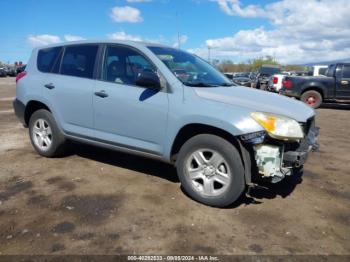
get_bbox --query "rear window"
[319,68,327,76]
[61,45,98,79]
[37,47,62,73]
[325,65,335,77]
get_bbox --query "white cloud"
[110,6,143,23]
[64,35,85,42]
[107,31,142,41]
[198,0,350,64]
[27,34,85,47]
[107,31,167,44]
[173,35,188,48]
[27,34,61,47]
[213,0,265,17]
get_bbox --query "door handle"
[94,90,109,98]
[341,80,349,85]
[44,83,55,89]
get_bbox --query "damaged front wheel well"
[171,124,252,184]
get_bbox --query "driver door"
[93,45,169,155]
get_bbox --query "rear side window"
[61,45,98,79]
[37,47,62,73]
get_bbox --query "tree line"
[211,56,306,72]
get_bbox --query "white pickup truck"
[268,73,287,92]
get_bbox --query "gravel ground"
[0,77,349,255]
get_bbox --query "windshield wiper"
[219,83,234,86]
[183,82,219,87]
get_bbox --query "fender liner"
[238,140,254,185]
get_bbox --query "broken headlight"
[251,112,304,141]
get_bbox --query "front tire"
[176,134,245,207]
[29,109,67,157]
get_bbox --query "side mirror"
[135,71,161,89]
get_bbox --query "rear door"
[92,44,169,155]
[43,44,99,137]
[336,64,350,99]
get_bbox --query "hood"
[194,86,314,122]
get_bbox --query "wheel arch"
[170,123,253,185]
[24,100,51,126]
[170,123,241,162]
[301,86,324,99]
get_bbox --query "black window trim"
[50,47,64,74]
[97,43,170,92]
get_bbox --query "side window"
[342,65,350,78]
[61,45,98,79]
[37,47,62,73]
[103,45,156,85]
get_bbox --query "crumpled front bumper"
[283,126,319,168]
[240,118,320,183]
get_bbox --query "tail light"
[282,79,293,89]
[272,76,278,84]
[16,71,27,82]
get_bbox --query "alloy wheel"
[186,149,231,197]
[32,119,53,151]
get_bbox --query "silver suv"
[13,40,319,207]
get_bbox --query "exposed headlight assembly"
[251,112,304,141]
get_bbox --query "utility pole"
[176,11,180,49]
[208,46,211,64]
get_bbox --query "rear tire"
[301,90,322,108]
[176,134,245,207]
[28,109,67,157]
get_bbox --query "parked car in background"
[233,72,250,78]
[231,76,252,87]
[254,64,281,90]
[16,65,26,74]
[280,63,350,108]
[268,73,287,92]
[0,66,7,77]
[14,40,319,207]
[224,72,234,80]
[7,66,17,77]
[249,72,257,80]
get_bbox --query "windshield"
[148,46,233,87]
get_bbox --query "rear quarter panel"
[16,49,46,106]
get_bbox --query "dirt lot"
[0,77,349,255]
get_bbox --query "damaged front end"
[240,117,319,183]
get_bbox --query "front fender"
[164,102,263,160]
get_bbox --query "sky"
[0,0,349,65]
